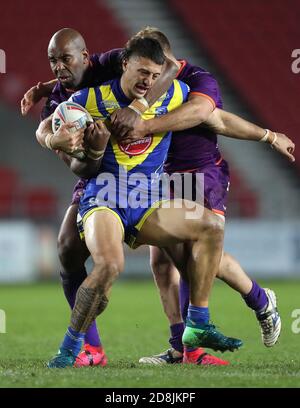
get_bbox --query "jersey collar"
[176,60,187,78]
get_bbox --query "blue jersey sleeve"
[179,80,190,102]
[69,88,89,108]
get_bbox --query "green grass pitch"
[0,279,299,388]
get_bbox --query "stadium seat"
[0,166,20,217]
[22,187,57,220]
[171,0,300,169]
[227,170,259,218]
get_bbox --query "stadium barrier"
[0,220,299,282]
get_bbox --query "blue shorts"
[77,175,165,248]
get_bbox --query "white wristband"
[86,147,106,160]
[45,133,54,150]
[271,132,277,146]
[260,129,270,143]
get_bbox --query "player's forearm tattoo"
[70,286,109,333]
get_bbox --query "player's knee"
[60,269,87,286]
[202,213,224,244]
[150,251,174,284]
[150,256,169,275]
[92,254,124,286]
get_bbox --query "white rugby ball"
[52,101,93,159]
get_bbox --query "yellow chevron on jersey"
[70,78,189,172]
[84,86,119,119]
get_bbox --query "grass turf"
[0,280,299,388]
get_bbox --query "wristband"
[137,97,149,109]
[128,104,142,116]
[128,97,149,115]
[86,147,106,160]
[271,132,277,146]
[260,129,270,143]
[45,133,54,150]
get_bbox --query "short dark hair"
[123,37,165,65]
[133,26,171,52]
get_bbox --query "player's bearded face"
[48,46,89,90]
[121,56,162,99]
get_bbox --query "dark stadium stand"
[171,0,300,169]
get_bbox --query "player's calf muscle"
[71,285,108,333]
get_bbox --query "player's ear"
[82,49,89,64]
[122,58,128,73]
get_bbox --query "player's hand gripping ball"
[52,101,93,159]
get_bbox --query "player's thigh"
[58,204,89,258]
[58,204,79,242]
[84,209,124,270]
[137,199,222,247]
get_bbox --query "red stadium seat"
[227,170,259,218]
[22,187,57,219]
[171,0,300,170]
[0,166,20,217]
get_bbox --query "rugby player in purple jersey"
[30,28,178,367]
[118,27,295,365]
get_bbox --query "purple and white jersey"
[164,60,223,173]
[41,49,123,120]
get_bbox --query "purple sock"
[179,278,189,322]
[60,270,101,347]
[169,323,184,353]
[243,280,268,312]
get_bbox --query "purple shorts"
[168,157,230,216]
[71,178,88,206]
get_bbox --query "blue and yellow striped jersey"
[70,78,189,177]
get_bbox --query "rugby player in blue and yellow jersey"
[32,28,178,367]
[47,37,242,368]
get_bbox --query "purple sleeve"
[180,66,222,109]
[40,83,71,121]
[40,96,59,121]
[89,49,123,83]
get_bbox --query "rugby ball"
[52,101,93,159]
